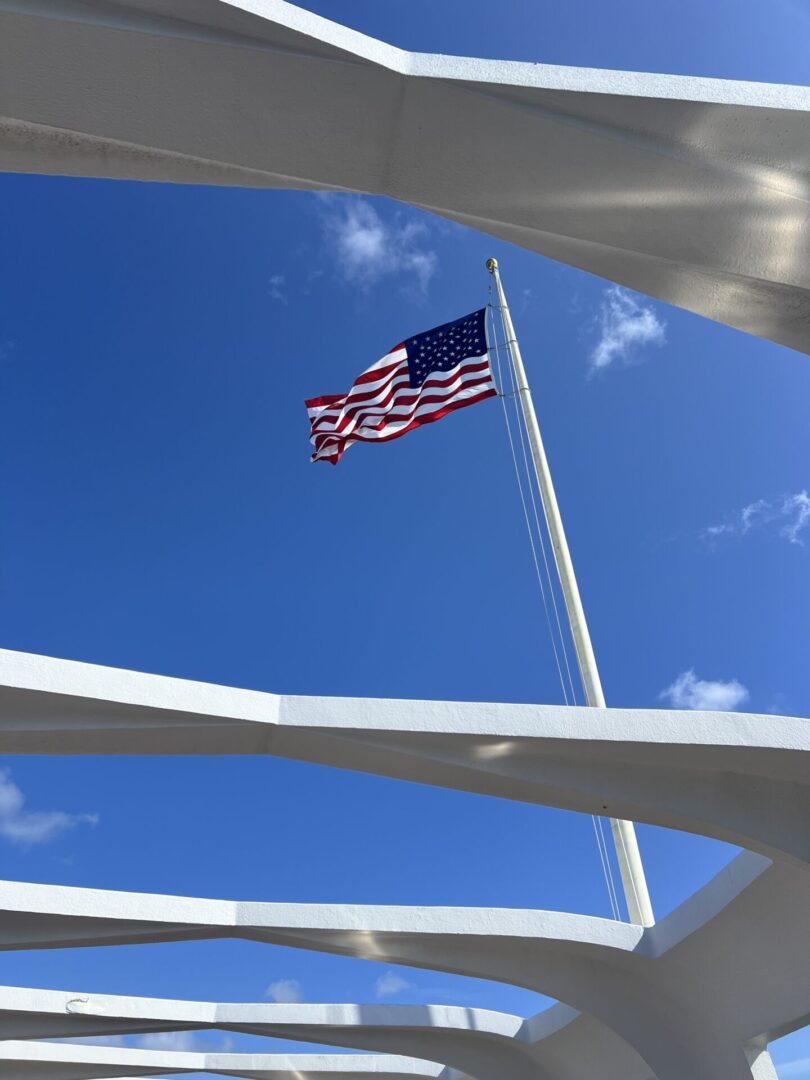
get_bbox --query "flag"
[305,308,496,464]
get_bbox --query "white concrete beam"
[0,991,657,1080]
[0,997,536,1080]
[1,649,808,870]
[0,1041,446,1080]
[1,851,807,1080]
[2,1,810,351]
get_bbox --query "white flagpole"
[487,257,655,927]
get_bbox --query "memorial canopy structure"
[2,0,810,353]
[0,648,809,1080]
[1,3,809,1080]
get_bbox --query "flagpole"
[486,257,655,928]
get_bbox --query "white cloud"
[265,979,303,1003]
[136,1032,202,1052]
[660,670,749,711]
[321,197,437,293]
[58,1032,233,1051]
[375,970,413,999]
[780,492,810,544]
[268,274,287,303]
[0,769,98,846]
[590,285,666,373]
[703,491,810,547]
[63,1036,128,1047]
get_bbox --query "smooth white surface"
[2,5,808,1076]
[0,1040,446,1080]
[1,648,806,1076]
[0,849,805,1079]
[1,648,808,871]
[2,0,810,351]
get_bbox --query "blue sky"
[1,0,809,1075]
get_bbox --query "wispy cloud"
[63,1032,232,1052]
[660,670,749,711]
[265,979,304,1003]
[703,491,810,547]
[137,1032,203,1052]
[590,285,666,373]
[268,274,287,303]
[320,196,437,293]
[134,1031,233,1052]
[61,1035,128,1048]
[0,769,98,846]
[375,970,413,999]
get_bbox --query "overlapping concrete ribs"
[0,648,808,1078]
[1,2,809,1078]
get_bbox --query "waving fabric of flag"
[305,308,496,464]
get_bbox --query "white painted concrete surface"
[3,5,808,1077]
[2,1,810,351]
[0,648,808,870]
[0,1040,446,1080]
[0,849,804,1079]
[0,648,807,1075]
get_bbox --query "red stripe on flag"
[311,385,497,464]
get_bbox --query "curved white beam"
[0,852,806,1079]
[0,995,785,1080]
[0,998,536,1080]
[0,1041,445,1080]
[2,1,810,351]
[1,649,808,870]
[0,992,659,1080]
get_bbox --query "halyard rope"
[487,292,622,921]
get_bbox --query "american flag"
[305,308,496,464]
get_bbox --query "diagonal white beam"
[0,649,808,870]
[2,1,810,352]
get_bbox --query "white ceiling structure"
[0,649,807,1080]
[2,0,810,353]
[1,3,809,1079]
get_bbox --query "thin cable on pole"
[487,301,571,705]
[488,291,621,921]
[595,814,621,920]
[494,301,579,708]
[489,322,578,706]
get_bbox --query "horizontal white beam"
[0,989,663,1080]
[1,649,808,869]
[0,1040,446,1080]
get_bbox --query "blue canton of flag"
[405,309,489,387]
